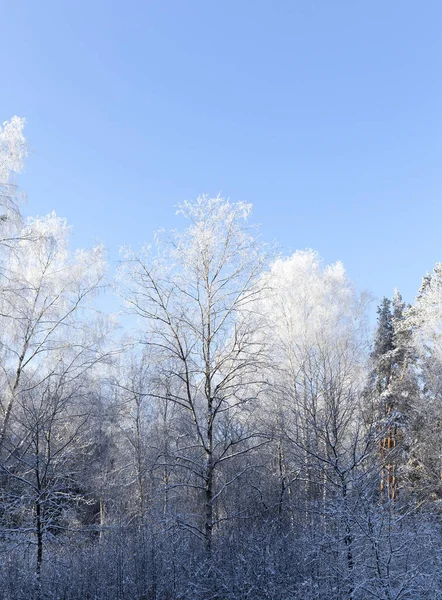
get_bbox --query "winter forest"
[0,116,441,600]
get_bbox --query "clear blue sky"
[2,1,442,309]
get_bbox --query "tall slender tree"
[369,291,418,502]
[118,195,270,560]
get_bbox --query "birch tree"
[0,115,28,236]
[250,251,371,599]
[0,212,106,454]
[118,195,269,559]
[256,251,369,500]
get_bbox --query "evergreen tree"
[369,292,418,502]
[371,297,394,395]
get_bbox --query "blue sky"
[2,1,442,310]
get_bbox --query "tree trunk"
[204,448,213,558]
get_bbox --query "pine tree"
[369,293,418,501]
[371,297,394,394]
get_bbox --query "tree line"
[0,117,440,600]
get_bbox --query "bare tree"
[0,212,106,452]
[118,195,270,559]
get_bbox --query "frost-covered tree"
[367,291,421,503]
[255,250,369,500]
[0,116,28,240]
[0,211,110,591]
[118,196,270,561]
[371,297,394,393]
[405,266,442,502]
[2,367,103,580]
[249,251,371,599]
[0,213,106,452]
